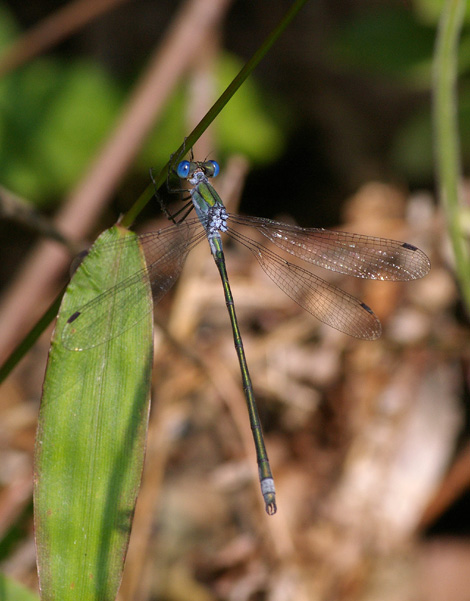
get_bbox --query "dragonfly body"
[180,159,276,514]
[63,158,431,515]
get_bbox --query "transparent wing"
[227,229,381,340]
[62,218,206,350]
[229,214,430,281]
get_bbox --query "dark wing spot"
[67,311,81,324]
[361,302,374,315]
[401,242,418,251]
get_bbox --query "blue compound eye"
[176,160,190,179]
[208,160,220,177]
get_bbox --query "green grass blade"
[34,226,153,601]
[0,572,39,601]
[433,0,470,308]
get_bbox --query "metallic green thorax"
[191,177,220,209]
[185,161,277,515]
[187,163,228,241]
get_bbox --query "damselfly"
[63,158,430,515]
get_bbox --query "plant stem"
[434,0,470,309]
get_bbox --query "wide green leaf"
[34,226,153,600]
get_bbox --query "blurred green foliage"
[0,59,123,206]
[331,8,436,85]
[331,2,470,183]
[0,5,286,209]
[0,2,124,207]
